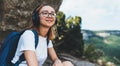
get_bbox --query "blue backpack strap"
[32,29,39,48]
[14,29,38,65]
[46,38,49,46]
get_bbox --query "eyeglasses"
[39,11,56,17]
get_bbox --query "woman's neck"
[37,27,49,37]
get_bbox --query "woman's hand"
[52,59,63,66]
[48,47,63,66]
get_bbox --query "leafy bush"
[83,44,104,62]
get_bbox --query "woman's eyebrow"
[51,11,55,13]
[40,10,48,12]
[40,10,55,13]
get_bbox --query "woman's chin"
[46,22,55,27]
[41,24,54,28]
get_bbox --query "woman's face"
[39,5,56,28]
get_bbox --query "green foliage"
[74,16,81,25]
[105,35,120,44]
[56,11,66,26]
[65,16,81,29]
[55,11,84,57]
[83,44,104,62]
[56,11,82,38]
[86,37,103,44]
[84,33,120,65]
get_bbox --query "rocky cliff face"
[0,0,62,31]
[0,0,62,43]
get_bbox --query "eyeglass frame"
[39,11,56,17]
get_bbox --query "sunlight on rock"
[58,37,62,40]
[97,59,103,66]
[106,62,115,66]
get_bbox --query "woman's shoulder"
[21,30,34,37]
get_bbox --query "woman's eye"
[51,13,55,16]
[43,12,48,15]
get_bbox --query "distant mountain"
[81,29,120,40]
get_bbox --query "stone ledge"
[43,53,100,66]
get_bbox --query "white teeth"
[46,20,51,22]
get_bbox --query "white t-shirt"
[11,30,53,66]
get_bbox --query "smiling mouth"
[45,18,54,22]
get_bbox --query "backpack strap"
[46,38,49,46]
[14,29,38,65]
[32,29,39,48]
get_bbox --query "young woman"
[11,4,74,66]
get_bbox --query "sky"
[59,0,120,31]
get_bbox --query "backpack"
[0,29,39,66]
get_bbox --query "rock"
[43,53,99,66]
[0,0,62,31]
